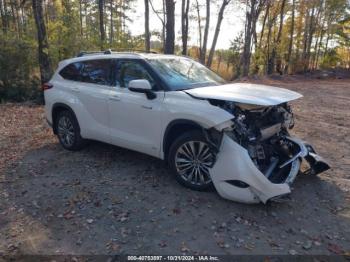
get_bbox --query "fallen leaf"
[327,243,344,254]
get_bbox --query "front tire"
[168,130,216,191]
[56,110,85,151]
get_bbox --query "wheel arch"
[163,119,203,160]
[52,103,80,134]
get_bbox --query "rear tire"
[56,110,85,151]
[168,130,216,191]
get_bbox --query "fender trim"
[52,103,80,134]
[162,119,202,157]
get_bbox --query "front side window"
[80,59,112,85]
[147,57,226,91]
[59,62,83,81]
[116,60,156,89]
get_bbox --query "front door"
[108,60,164,157]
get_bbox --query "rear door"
[71,59,113,142]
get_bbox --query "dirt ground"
[0,77,349,256]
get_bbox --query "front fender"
[163,91,234,129]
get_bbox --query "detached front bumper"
[209,134,330,204]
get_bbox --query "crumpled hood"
[184,83,303,106]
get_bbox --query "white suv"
[44,51,329,204]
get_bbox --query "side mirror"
[128,79,156,100]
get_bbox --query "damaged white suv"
[44,51,329,204]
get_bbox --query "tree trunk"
[195,0,202,58]
[200,0,210,64]
[144,0,150,52]
[84,0,89,39]
[267,0,286,75]
[0,0,6,34]
[305,1,322,71]
[98,0,105,50]
[162,0,166,51]
[302,7,315,72]
[240,0,266,77]
[241,1,254,77]
[217,52,222,71]
[315,19,326,69]
[10,0,21,38]
[2,0,9,33]
[20,4,26,34]
[207,0,230,67]
[294,0,304,65]
[285,0,295,74]
[164,0,175,54]
[16,0,22,36]
[258,3,269,50]
[79,0,83,37]
[115,0,119,40]
[181,0,190,55]
[32,0,52,85]
[110,0,114,45]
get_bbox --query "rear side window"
[80,60,112,85]
[59,62,83,81]
[59,59,112,86]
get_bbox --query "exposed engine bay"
[204,99,330,203]
[183,83,330,203]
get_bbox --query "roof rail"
[76,48,157,57]
[115,48,158,54]
[76,49,112,57]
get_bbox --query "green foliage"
[320,49,341,68]
[0,38,41,102]
[0,0,140,102]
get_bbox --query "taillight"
[42,83,53,91]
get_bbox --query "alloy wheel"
[175,141,215,186]
[57,116,75,147]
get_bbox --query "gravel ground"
[0,78,349,255]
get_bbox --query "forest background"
[0,0,349,102]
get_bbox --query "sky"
[128,0,246,50]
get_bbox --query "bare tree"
[305,0,323,71]
[240,0,266,77]
[98,0,105,49]
[144,0,150,51]
[267,0,286,74]
[181,0,190,55]
[31,0,52,84]
[200,0,210,64]
[165,0,175,54]
[207,0,231,67]
[149,0,165,51]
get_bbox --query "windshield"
[147,57,226,91]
